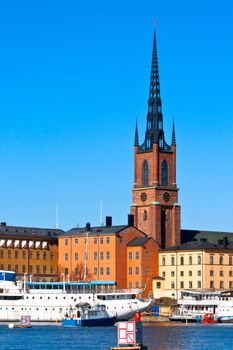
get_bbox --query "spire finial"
[134,117,139,146]
[171,117,176,146]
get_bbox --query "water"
[1,323,233,350]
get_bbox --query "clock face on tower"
[141,192,147,202]
[163,192,170,202]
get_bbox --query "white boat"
[170,290,233,322]
[0,270,152,322]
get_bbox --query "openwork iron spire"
[134,119,139,146]
[140,27,171,152]
[171,118,176,146]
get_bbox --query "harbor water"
[1,322,233,349]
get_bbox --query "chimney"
[86,222,91,231]
[106,216,112,227]
[128,214,134,227]
[223,237,229,248]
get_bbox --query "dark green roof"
[181,229,233,244]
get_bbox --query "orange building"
[58,217,158,295]
[0,222,62,282]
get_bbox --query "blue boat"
[62,303,117,327]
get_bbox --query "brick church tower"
[131,29,181,248]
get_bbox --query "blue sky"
[0,0,233,231]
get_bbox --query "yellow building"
[0,222,62,281]
[153,239,233,299]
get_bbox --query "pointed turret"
[134,119,139,146]
[171,119,176,146]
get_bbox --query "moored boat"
[62,303,117,327]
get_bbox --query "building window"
[171,282,175,289]
[229,256,233,265]
[0,264,4,270]
[8,250,11,259]
[65,253,68,261]
[15,251,19,259]
[0,250,4,258]
[143,210,147,221]
[171,271,175,277]
[210,255,214,264]
[180,256,184,265]
[94,238,97,244]
[43,266,46,274]
[171,257,175,266]
[197,270,201,276]
[50,252,54,260]
[135,282,139,288]
[119,238,123,244]
[106,237,110,244]
[100,237,103,244]
[229,281,233,288]
[220,270,224,277]
[129,282,132,288]
[189,281,193,289]
[136,251,140,259]
[210,281,214,288]
[162,257,166,266]
[29,265,33,273]
[106,252,110,260]
[22,265,26,273]
[65,268,68,275]
[210,270,214,276]
[162,271,166,277]
[94,252,97,260]
[161,160,168,186]
[142,160,149,186]
[219,256,223,265]
[8,264,11,271]
[75,239,78,245]
[189,271,192,277]
[100,252,103,260]
[65,239,68,246]
[100,267,104,276]
[145,267,149,276]
[145,251,149,260]
[220,281,224,289]
[106,267,110,275]
[197,256,201,265]
[50,267,54,274]
[157,282,161,289]
[22,251,26,259]
[180,281,184,289]
[229,271,233,277]
[15,265,18,273]
[135,267,140,275]
[43,251,46,260]
[129,267,132,275]
[198,281,202,288]
[128,252,132,260]
[180,271,184,277]
[75,253,78,261]
[189,256,192,265]
[36,252,40,260]
[94,267,97,276]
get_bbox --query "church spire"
[171,118,176,146]
[134,119,139,146]
[140,26,170,151]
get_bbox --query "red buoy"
[135,310,141,322]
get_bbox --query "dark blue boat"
[62,303,116,327]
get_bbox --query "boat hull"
[62,316,117,327]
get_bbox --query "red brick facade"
[131,143,180,248]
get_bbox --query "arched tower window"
[142,160,149,186]
[162,160,168,186]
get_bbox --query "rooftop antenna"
[56,204,59,229]
[100,200,103,226]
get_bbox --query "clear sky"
[0,0,233,232]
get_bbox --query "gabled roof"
[62,225,128,237]
[161,240,233,252]
[0,225,63,239]
[127,236,151,247]
[181,229,233,244]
